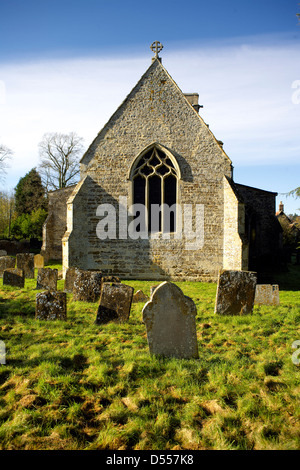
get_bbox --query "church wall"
[234,184,280,271]
[41,186,75,261]
[65,60,233,281]
[223,177,248,271]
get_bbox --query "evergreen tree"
[14,168,47,216]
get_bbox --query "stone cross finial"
[150,41,163,59]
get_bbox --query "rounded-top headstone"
[142,281,199,359]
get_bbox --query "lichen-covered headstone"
[142,281,199,359]
[73,270,102,302]
[132,290,149,303]
[95,283,134,324]
[16,253,35,279]
[254,284,280,305]
[36,268,58,290]
[0,256,15,277]
[102,275,120,283]
[35,291,67,321]
[214,270,257,315]
[3,268,25,288]
[34,254,44,269]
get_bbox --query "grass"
[0,263,299,450]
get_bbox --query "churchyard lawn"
[0,262,299,450]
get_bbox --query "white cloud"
[0,35,299,194]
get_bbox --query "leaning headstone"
[142,281,199,359]
[73,270,102,302]
[0,256,15,277]
[64,267,80,293]
[36,268,58,290]
[35,291,67,321]
[16,253,35,279]
[0,250,7,257]
[95,283,134,324]
[132,290,149,303]
[254,284,280,306]
[214,270,257,315]
[3,268,25,288]
[34,254,44,269]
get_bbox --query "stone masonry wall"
[223,177,248,271]
[234,184,279,271]
[63,59,233,281]
[41,186,76,261]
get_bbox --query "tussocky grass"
[0,264,299,450]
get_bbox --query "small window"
[132,146,178,233]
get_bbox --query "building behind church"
[41,43,281,282]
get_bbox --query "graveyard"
[0,257,299,450]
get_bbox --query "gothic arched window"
[131,145,178,233]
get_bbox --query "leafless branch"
[38,132,84,191]
[0,145,13,183]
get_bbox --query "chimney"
[184,93,203,113]
[279,201,284,212]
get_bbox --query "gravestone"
[254,284,280,306]
[73,270,102,302]
[34,254,44,269]
[0,250,7,256]
[3,268,25,288]
[214,270,257,315]
[95,282,134,324]
[132,290,149,303]
[0,256,15,277]
[36,268,58,290]
[16,253,35,279]
[142,281,199,359]
[35,290,67,321]
[102,275,120,283]
[64,267,80,293]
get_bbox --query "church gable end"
[80,58,232,186]
[40,43,280,282]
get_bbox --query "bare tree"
[0,144,13,183]
[38,132,84,191]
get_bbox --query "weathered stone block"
[254,284,280,305]
[36,268,58,290]
[3,268,25,288]
[0,256,15,277]
[64,267,80,293]
[95,282,134,324]
[34,254,44,269]
[132,290,149,303]
[142,281,199,359]
[16,253,35,279]
[102,275,120,283]
[214,270,257,315]
[73,270,102,302]
[35,291,67,320]
[0,250,7,256]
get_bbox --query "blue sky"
[1,0,300,213]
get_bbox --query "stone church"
[42,42,281,282]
